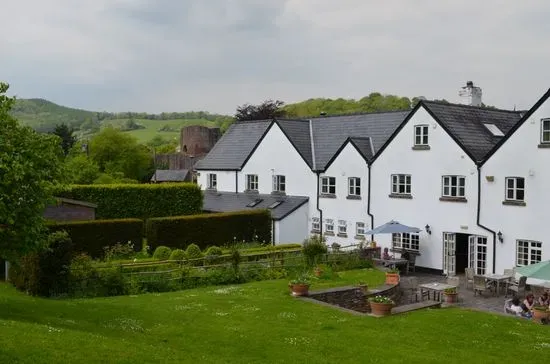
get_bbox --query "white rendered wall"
[197,170,236,192]
[274,203,310,244]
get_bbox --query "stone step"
[392,300,442,315]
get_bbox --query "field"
[1,269,549,363]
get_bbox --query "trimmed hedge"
[55,183,203,219]
[48,219,144,259]
[146,210,272,250]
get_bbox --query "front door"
[468,235,488,275]
[443,232,456,276]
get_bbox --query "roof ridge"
[422,100,521,114]
[292,109,412,120]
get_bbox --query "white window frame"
[442,175,465,198]
[325,219,334,233]
[391,174,411,195]
[505,177,525,202]
[311,217,320,232]
[516,240,542,267]
[414,125,429,146]
[207,173,217,189]
[321,176,336,195]
[338,220,347,235]
[541,119,550,144]
[246,174,258,191]
[272,175,286,193]
[391,233,420,252]
[356,222,366,236]
[348,177,361,196]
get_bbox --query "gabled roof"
[276,119,313,168]
[323,137,373,171]
[151,169,189,182]
[202,190,309,220]
[421,101,523,162]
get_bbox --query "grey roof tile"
[276,119,313,167]
[422,101,523,162]
[151,169,189,182]
[350,137,374,161]
[202,191,309,220]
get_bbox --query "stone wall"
[180,126,221,156]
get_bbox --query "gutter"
[316,171,323,238]
[475,165,496,274]
[367,162,374,242]
[272,219,276,246]
[235,171,238,193]
[310,119,323,238]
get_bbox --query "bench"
[391,300,442,315]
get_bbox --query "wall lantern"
[425,224,432,235]
[497,231,503,243]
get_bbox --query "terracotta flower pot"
[369,302,393,316]
[314,268,322,277]
[444,293,458,304]
[385,273,400,285]
[532,309,549,324]
[290,284,310,297]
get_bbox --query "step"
[392,300,442,315]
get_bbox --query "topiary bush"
[153,246,172,260]
[169,249,186,261]
[204,246,223,265]
[54,183,203,219]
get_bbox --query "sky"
[1,0,550,114]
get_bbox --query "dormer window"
[413,125,430,150]
[541,119,550,144]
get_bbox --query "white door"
[443,232,456,276]
[468,235,488,275]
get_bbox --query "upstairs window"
[391,174,411,195]
[321,176,336,195]
[207,173,217,189]
[414,125,429,146]
[442,175,465,198]
[311,217,320,232]
[505,177,525,202]
[246,174,258,191]
[348,177,361,196]
[338,220,347,235]
[541,119,550,144]
[272,175,286,193]
[356,222,366,236]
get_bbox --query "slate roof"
[276,119,313,167]
[349,137,375,161]
[202,190,309,221]
[421,101,524,162]
[151,169,190,182]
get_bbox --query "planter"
[370,241,377,248]
[369,302,393,316]
[290,284,310,297]
[385,272,400,285]
[532,309,549,324]
[357,284,368,294]
[444,292,458,304]
[314,268,322,277]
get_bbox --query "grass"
[1,269,549,363]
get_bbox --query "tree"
[0,82,65,262]
[64,154,101,184]
[235,100,286,121]
[52,123,77,155]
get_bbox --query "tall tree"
[52,123,77,155]
[0,82,65,262]
[235,100,286,121]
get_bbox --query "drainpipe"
[235,171,238,193]
[272,219,276,246]
[367,163,375,243]
[316,171,323,238]
[476,165,496,274]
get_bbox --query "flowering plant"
[289,272,312,285]
[369,295,394,304]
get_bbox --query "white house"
[479,89,550,274]
[370,101,523,275]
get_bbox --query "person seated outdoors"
[382,247,392,260]
[521,293,535,313]
[510,297,531,318]
[538,292,549,306]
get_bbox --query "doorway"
[443,232,488,276]
[455,233,469,274]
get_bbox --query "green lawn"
[1,269,548,363]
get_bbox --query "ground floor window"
[391,233,419,252]
[325,219,334,234]
[311,217,320,232]
[516,240,542,266]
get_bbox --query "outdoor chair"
[531,285,545,299]
[505,276,527,298]
[410,277,430,302]
[473,275,492,297]
[464,268,474,290]
[402,252,416,273]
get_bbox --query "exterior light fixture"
[425,224,432,235]
[497,231,503,243]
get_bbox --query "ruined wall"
[180,126,221,156]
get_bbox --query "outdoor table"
[372,258,409,273]
[418,282,457,302]
[484,274,512,297]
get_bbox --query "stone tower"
[180,125,221,156]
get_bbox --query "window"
[356,222,366,236]
[516,240,542,266]
[442,175,465,198]
[505,177,525,201]
[272,175,286,193]
[391,174,411,195]
[338,220,347,235]
[268,201,282,209]
[541,119,550,143]
[414,125,429,146]
[246,174,258,191]
[246,199,263,207]
[321,176,336,195]
[391,233,420,252]
[207,173,217,189]
[325,219,334,234]
[311,217,320,232]
[348,177,361,196]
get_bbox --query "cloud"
[1,0,549,113]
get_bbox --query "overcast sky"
[2,0,549,114]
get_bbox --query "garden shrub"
[169,249,186,261]
[185,244,203,266]
[103,241,136,261]
[153,246,172,260]
[204,246,223,264]
[302,235,328,267]
[146,210,271,250]
[69,253,101,297]
[54,183,202,219]
[97,266,126,296]
[48,219,143,259]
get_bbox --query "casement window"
[272,175,286,193]
[325,219,334,234]
[246,174,259,191]
[391,174,411,195]
[505,177,525,201]
[516,240,542,266]
[311,217,320,232]
[321,176,336,195]
[356,222,366,236]
[442,175,465,198]
[392,233,420,252]
[414,125,429,146]
[541,119,550,144]
[207,173,217,189]
[338,220,347,235]
[348,177,361,196]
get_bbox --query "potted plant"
[443,287,458,303]
[385,268,400,285]
[314,265,323,277]
[532,305,549,324]
[370,240,377,248]
[289,273,312,297]
[369,295,394,316]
